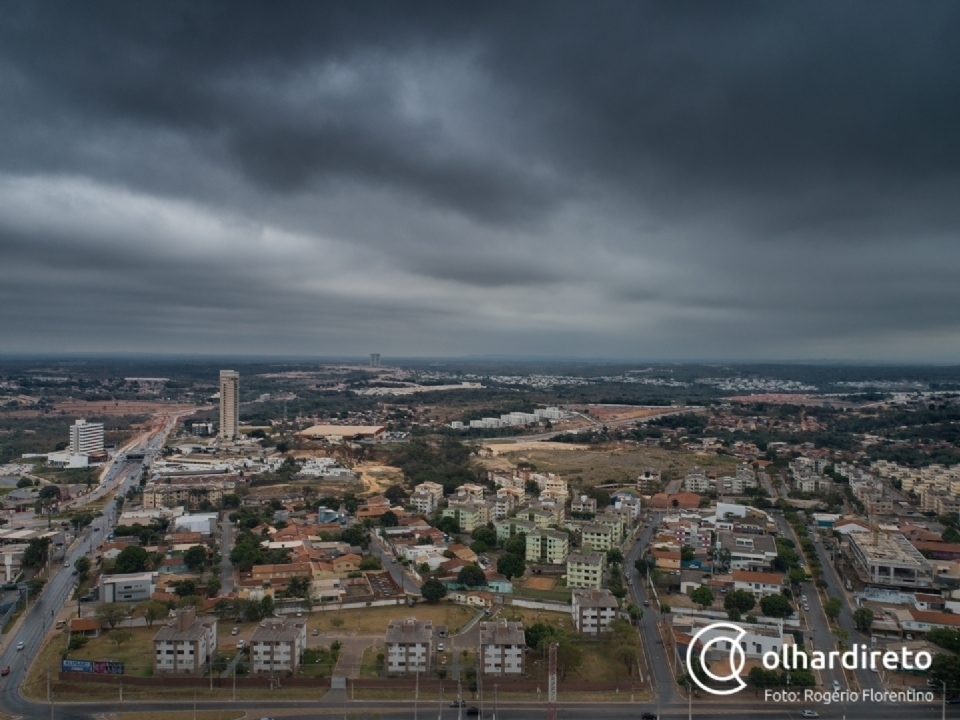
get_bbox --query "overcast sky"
[1,2,959,362]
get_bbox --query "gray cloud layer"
[1,1,959,360]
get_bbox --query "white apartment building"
[480,620,525,675]
[69,419,104,456]
[566,551,604,589]
[494,487,524,519]
[385,618,433,675]
[572,589,619,635]
[219,370,239,440]
[153,607,218,676]
[412,481,445,514]
[683,470,712,493]
[251,618,307,675]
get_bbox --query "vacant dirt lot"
[523,576,557,591]
[1,400,197,419]
[586,404,687,423]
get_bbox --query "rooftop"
[479,620,525,646]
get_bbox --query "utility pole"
[414,669,419,720]
[546,642,557,720]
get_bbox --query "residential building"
[595,510,626,544]
[99,571,157,603]
[566,552,604,589]
[571,495,597,516]
[69,419,104,456]
[732,570,786,598]
[219,370,239,440]
[674,617,792,660]
[251,618,308,675]
[411,482,445,514]
[443,501,491,533]
[637,468,662,493]
[495,518,536,542]
[494,487,524,519]
[142,480,229,509]
[683,470,712,493]
[480,620,525,675]
[526,529,569,565]
[153,607,218,676]
[581,524,614,553]
[572,589,619,635]
[611,492,642,520]
[385,617,434,675]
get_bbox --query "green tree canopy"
[759,593,794,619]
[724,589,756,615]
[421,577,447,603]
[114,545,149,574]
[95,603,129,629]
[823,598,842,621]
[853,606,875,633]
[497,553,526,580]
[457,564,487,587]
[691,586,714,610]
[183,545,208,572]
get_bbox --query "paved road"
[370,534,421,594]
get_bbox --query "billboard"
[61,659,124,674]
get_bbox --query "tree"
[457,564,487,587]
[724,589,756,617]
[680,545,695,562]
[359,556,383,571]
[606,549,624,565]
[115,545,149,574]
[853,606,875,633]
[206,576,222,597]
[497,553,526,580]
[787,568,807,587]
[74,556,91,583]
[944,526,960,544]
[213,598,233,620]
[16,477,32,489]
[380,510,399,527]
[287,576,311,598]
[174,579,197,597]
[383,484,409,506]
[504,532,526,557]
[691,586,714,610]
[759,593,794,619]
[823,598,842,622]
[436,516,460,535]
[471,526,497,546]
[421,578,447,603]
[929,654,960,693]
[110,629,133,647]
[38,485,60,501]
[260,594,274,617]
[626,604,642,625]
[139,600,168,627]
[470,540,488,554]
[23,537,51,568]
[96,603,129,629]
[183,545,208,572]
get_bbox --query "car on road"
[450,700,466,708]
[1,666,9,676]
[438,642,445,651]
[642,600,649,606]
[832,680,841,691]
[466,707,479,716]
[801,711,819,718]
[236,639,245,650]
[641,713,658,720]
[801,594,807,602]
[16,642,24,651]
[231,627,239,635]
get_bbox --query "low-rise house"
[732,570,785,597]
[480,620,525,675]
[99,571,157,603]
[572,588,619,635]
[385,617,433,675]
[251,618,307,675]
[153,607,217,676]
[69,618,102,639]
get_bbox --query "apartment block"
[581,524,614,553]
[443,501,492,533]
[251,618,307,675]
[526,529,569,565]
[571,495,597,516]
[153,607,217,676]
[566,551,604,589]
[385,618,434,675]
[480,620,525,675]
[572,588,619,635]
[219,370,239,440]
[495,518,536,542]
[494,487,524,519]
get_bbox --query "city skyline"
[1,4,959,361]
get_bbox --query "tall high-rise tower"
[370,353,381,367]
[219,370,239,440]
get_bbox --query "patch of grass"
[308,602,476,635]
[62,625,158,677]
[513,586,572,603]
[359,646,383,678]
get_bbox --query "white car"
[16,642,24,651]
[833,680,841,691]
[438,642,445,652]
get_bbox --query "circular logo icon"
[684,622,748,696]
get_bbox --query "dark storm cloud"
[1,1,959,359]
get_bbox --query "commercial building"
[295,425,386,442]
[566,551,604,589]
[526,529,569,565]
[718,532,778,571]
[99,571,157,603]
[572,589,619,635]
[219,370,239,440]
[69,419,104,456]
[674,617,793,660]
[847,532,934,589]
[385,618,434,675]
[251,618,308,675]
[153,607,218,676]
[479,620,525,675]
